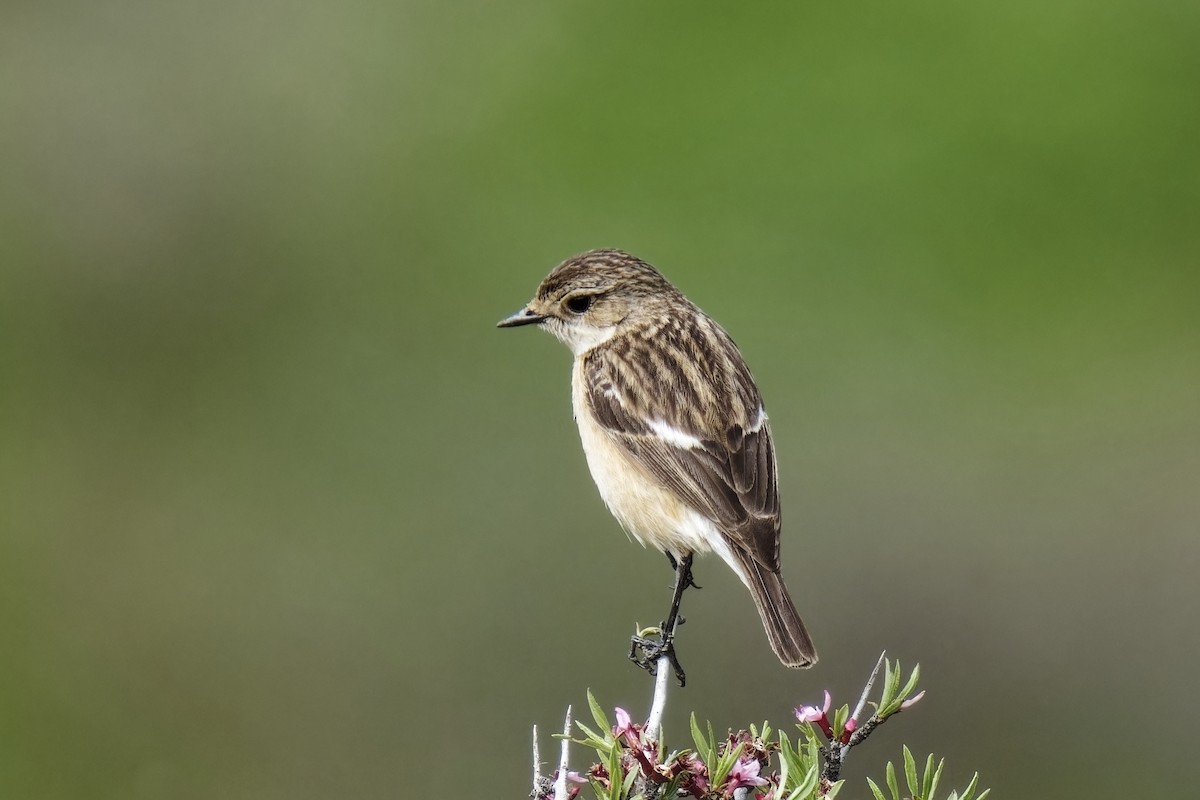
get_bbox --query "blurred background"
[1,1,1197,797]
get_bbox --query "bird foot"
[628,621,686,687]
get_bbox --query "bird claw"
[629,620,687,686]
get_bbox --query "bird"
[497,249,816,679]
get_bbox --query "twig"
[845,714,885,749]
[645,653,671,741]
[553,705,572,800]
[844,651,887,755]
[532,724,541,790]
[822,652,890,783]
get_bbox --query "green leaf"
[886,760,899,800]
[607,745,623,800]
[572,720,600,741]
[778,731,818,798]
[792,762,818,799]
[620,767,639,797]
[884,660,918,716]
[571,720,611,752]
[825,779,844,799]
[803,734,820,763]
[960,772,990,800]
[832,704,849,739]
[879,659,896,709]
[689,713,714,766]
[776,733,795,788]
[928,756,945,800]
[660,774,684,798]
[903,746,919,798]
[710,741,745,788]
[900,663,921,702]
[866,777,888,800]
[587,689,611,734]
[878,662,923,717]
[959,771,979,800]
[921,752,935,799]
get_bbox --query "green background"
[2,2,1197,797]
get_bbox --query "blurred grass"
[1,1,1197,797]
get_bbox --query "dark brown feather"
[583,312,782,571]
[730,547,818,668]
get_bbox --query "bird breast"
[570,356,720,559]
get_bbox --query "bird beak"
[496,307,548,328]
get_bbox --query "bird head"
[497,249,680,354]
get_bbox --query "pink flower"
[795,690,834,739]
[678,753,710,797]
[612,707,643,748]
[550,770,587,799]
[587,762,610,789]
[794,690,831,724]
[900,690,926,710]
[839,717,857,745]
[725,756,769,792]
[612,707,663,783]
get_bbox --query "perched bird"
[498,249,816,676]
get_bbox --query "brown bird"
[498,249,816,680]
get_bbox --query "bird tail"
[729,548,818,668]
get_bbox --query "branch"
[819,656,922,784]
[848,651,887,734]
[532,724,541,789]
[644,653,671,741]
[554,706,572,800]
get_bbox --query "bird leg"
[666,552,701,591]
[629,553,695,686]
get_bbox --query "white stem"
[532,724,541,793]
[843,650,887,757]
[645,654,671,741]
[553,705,572,800]
[850,650,887,724]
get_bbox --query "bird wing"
[583,345,782,571]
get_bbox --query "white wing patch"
[648,418,704,449]
[747,405,767,433]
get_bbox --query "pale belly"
[570,360,721,560]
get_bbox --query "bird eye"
[565,295,594,314]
